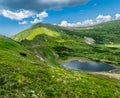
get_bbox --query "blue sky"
[0,0,120,36]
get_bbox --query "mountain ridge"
[12,20,120,66]
[0,20,120,97]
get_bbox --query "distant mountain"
[12,20,120,44]
[72,20,120,44]
[12,20,120,65]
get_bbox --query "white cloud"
[0,0,88,24]
[96,15,112,23]
[0,9,48,24]
[19,21,27,25]
[30,11,48,24]
[30,18,42,24]
[82,19,94,26]
[60,19,94,27]
[60,20,80,27]
[36,11,48,20]
[115,13,120,20]
[60,20,71,27]
[59,14,113,27]
[0,9,34,20]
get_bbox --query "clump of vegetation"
[53,46,74,59]
[19,52,27,57]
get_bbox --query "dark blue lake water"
[62,60,116,72]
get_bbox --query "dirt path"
[60,57,93,62]
[93,72,120,80]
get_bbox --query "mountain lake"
[62,60,117,72]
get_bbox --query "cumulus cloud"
[0,0,89,12]
[30,11,48,24]
[82,19,94,26]
[0,9,34,20]
[59,14,113,27]
[0,9,48,24]
[60,20,82,27]
[19,21,27,25]
[36,11,48,20]
[60,19,95,27]
[115,13,120,20]
[96,15,112,23]
[60,20,74,27]
[30,18,42,24]
[0,0,88,23]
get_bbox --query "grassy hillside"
[71,20,120,44]
[0,35,120,98]
[12,25,87,65]
[12,20,120,44]
[12,21,120,66]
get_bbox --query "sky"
[0,0,120,36]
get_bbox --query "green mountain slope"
[12,21,120,66]
[0,35,41,64]
[12,20,120,44]
[0,35,120,97]
[71,20,120,44]
[12,25,87,65]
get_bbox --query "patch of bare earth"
[93,72,120,80]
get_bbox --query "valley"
[0,20,120,97]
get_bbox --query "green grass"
[1,35,120,97]
[1,64,120,98]
[26,27,60,40]
[12,26,61,41]
[105,44,120,48]
[1,21,120,97]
